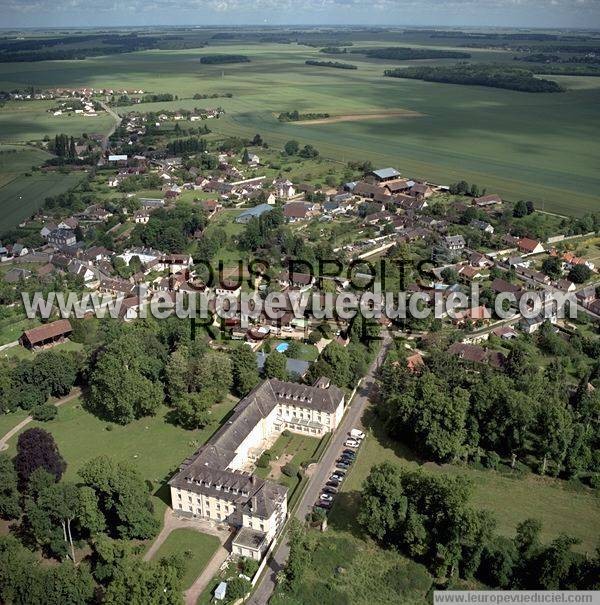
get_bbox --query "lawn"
[147,528,220,591]
[0,170,85,231]
[254,432,321,497]
[0,43,597,215]
[2,395,239,517]
[329,410,600,554]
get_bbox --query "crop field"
[0,170,85,231]
[0,41,598,215]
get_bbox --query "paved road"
[247,334,392,605]
[0,387,81,451]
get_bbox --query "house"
[134,211,150,224]
[405,352,425,373]
[473,194,502,207]
[491,325,518,340]
[169,377,345,561]
[200,199,222,216]
[458,265,483,281]
[520,314,556,334]
[469,252,492,268]
[383,179,411,195]
[443,235,466,252]
[277,271,314,289]
[555,279,575,293]
[562,252,595,272]
[447,342,505,368]
[588,299,600,316]
[283,202,315,223]
[47,229,76,248]
[20,319,73,350]
[235,204,273,224]
[67,259,96,283]
[40,222,58,239]
[517,238,544,255]
[140,198,165,210]
[576,286,597,307]
[452,305,492,325]
[160,254,192,274]
[58,217,79,231]
[491,278,522,296]
[470,219,494,234]
[410,183,433,199]
[370,167,401,183]
[274,179,295,199]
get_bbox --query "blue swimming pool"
[275,343,289,353]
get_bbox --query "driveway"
[247,334,391,605]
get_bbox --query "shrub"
[238,556,259,577]
[282,429,291,438]
[256,452,271,468]
[483,451,500,470]
[31,404,58,422]
[282,463,298,477]
[307,330,322,345]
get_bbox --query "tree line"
[304,60,357,70]
[384,64,564,93]
[378,337,600,481]
[357,46,470,60]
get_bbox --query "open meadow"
[0,40,598,216]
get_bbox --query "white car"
[319,493,334,502]
[344,439,359,448]
[350,429,365,440]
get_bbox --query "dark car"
[317,500,332,510]
[326,480,340,488]
[340,455,354,463]
[343,449,357,457]
[323,486,338,495]
[336,463,349,470]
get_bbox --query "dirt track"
[297,109,423,125]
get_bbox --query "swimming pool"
[275,342,289,353]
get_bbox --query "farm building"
[20,319,73,350]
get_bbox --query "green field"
[0,42,596,215]
[330,410,600,554]
[2,395,239,517]
[148,528,220,590]
[0,100,114,144]
[0,169,85,231]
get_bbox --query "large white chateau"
[169,377,345,560]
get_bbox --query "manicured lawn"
[255,432,321,498]
[148,528,220,590]
[330,410,600,554]
[3,395,239,517]
[0,408,30,440]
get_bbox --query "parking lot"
[314,428,364,512]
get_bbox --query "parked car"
[340,454,354,462]
[336,463,349,470]
[343,449,357,457]
[326,480,340,488]
[344,439,359,448]
[318,500,332,510]
[323,486,338,495]
[320,493,333,502]
[337,456,351,464]
[330,474,344,483]
[350,429,365,440]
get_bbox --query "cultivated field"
[0,170,85,231]
[0,41,598,215]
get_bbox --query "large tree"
[231,345,260,396]
[14,428,66,490]
[78,456,159,540]
[264,351,288,380]
[88,332,165,424]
